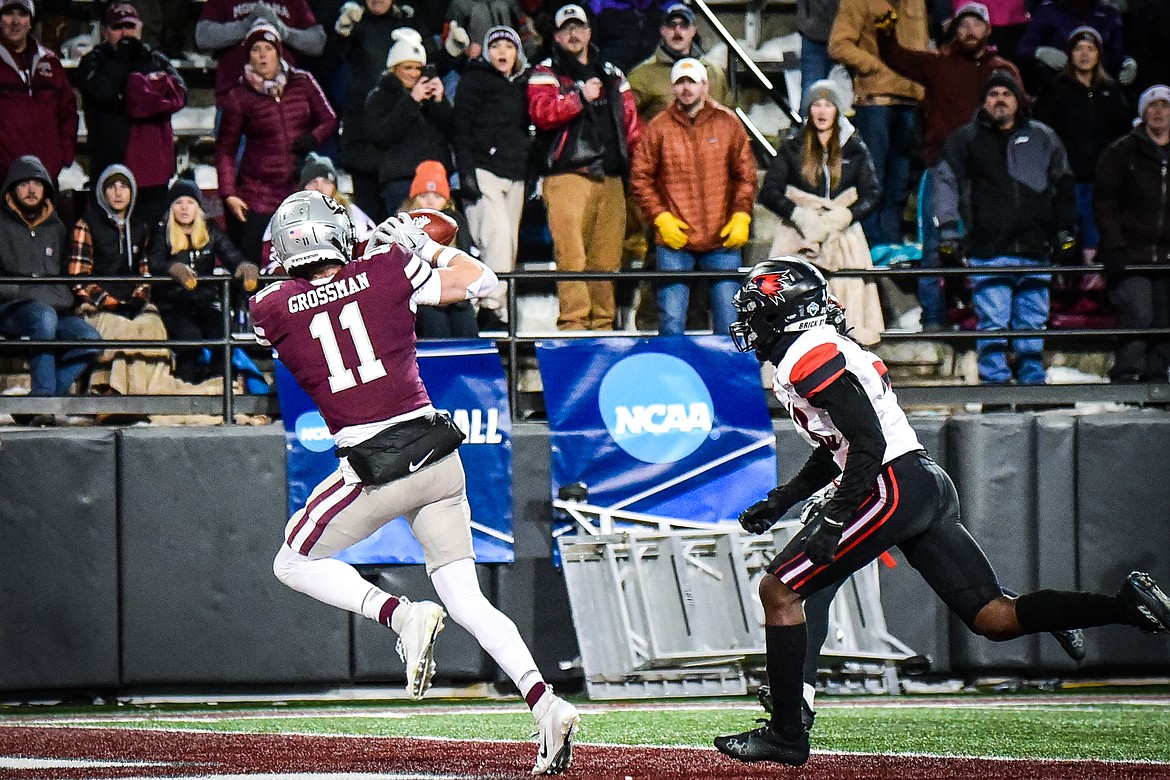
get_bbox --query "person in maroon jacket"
[877,1,1022,330]
[216,20,338,265]
[195,0,325,99]
[0,0,77,184]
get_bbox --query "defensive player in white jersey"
[250,192,580,775]
[714,257,1170,766]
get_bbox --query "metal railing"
[3,263,1169,422]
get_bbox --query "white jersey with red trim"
[772,325,922,470]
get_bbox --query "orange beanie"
[409,160,451,200]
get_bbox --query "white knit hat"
[386,27,426,70]
[1139,85,1170,118]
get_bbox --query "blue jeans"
[852,103,918,246]
[0,300,101,395]
[799,37,834,104]
[916,166,947,328]
[968,256,1051,385]
[656,246,742,336]
[1075,182,1098,250]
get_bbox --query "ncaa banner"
[275,340,513,564]
[536,336,776,532]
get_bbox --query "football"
[407,208,459,247]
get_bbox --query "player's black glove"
[804,504,846,566]
[738,485,798,535]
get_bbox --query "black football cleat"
[756,685,816,732]
[1051,628,1086,662]
[1120,571,1170,634]
[715,720,810,766]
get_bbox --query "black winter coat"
[1094,127,1170,266]
[147,220,248,303]
[758,124,880,224]
[936,110,1076,261]
[1033,73,1132,182]
[77,39,186,183]
[452,57,532,185]
[364,71,454,186]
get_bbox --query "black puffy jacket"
[1094,126,1170,266]
[452,57,532,186]
[758,121,880,224]
[1033,72,1132,183]
[363,71,454,185]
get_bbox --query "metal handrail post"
[220,276,235,424]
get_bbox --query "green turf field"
[12,693,1169,763]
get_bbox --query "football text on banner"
[536,335,776,535]
[274,339,514,563]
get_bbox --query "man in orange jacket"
[629,58,756,336]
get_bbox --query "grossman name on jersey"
[287,272,371,313]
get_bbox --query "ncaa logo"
[295,411,334,452]
[598,353,714,464]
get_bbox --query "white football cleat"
[394,598,446,700]
[530,688,581,775]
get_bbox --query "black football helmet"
[729,257,830,357]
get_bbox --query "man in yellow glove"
[629,58,757,336]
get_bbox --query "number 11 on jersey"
[309,301,388,393]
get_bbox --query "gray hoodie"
[0,155,71,311]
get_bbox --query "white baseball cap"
[555,4,588,28]
[670,57,708,84]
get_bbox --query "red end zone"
[2,726,1168,780]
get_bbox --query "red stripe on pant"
[285,472,346,546]
[769,481,885,583]
[297,483,362,555]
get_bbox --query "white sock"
[273,544,392,622]
[430,558,543,690]
[803,682,816,710]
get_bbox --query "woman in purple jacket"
[215,20,337,265]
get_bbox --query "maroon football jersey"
[251,244,431,432]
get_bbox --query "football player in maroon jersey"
[251,192,581,775]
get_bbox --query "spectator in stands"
[796,0,841,102]
[1123,0,1170,93]
[69,164,170,396]
[629,58,754,337]
[588,0,663,73]
[1033,26,1130,265]
[935,70,1076,385]
[78,2,187,229]
[0,155,100,414]
[147,178,258,384]
[528,4,641,330]
[627,3,728,122]
[445,0,521,61]
[1018,0,1134,87]
[1094,85,1170,384]
[829,0,927,248]
[452,25,531,332]
[326,0,450,222]
[396,160,479,338]
[0,0,76,184]
[216,21,338,266]
[365,28,455,219]
[196,0,325,99]
[877,2,1022,330]
[759,80,885,345]
[968,0,1030,71]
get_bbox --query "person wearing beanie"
[195,0,324,100]
[78,1,187,228]
[146,178,256,384]
[68,165,171,396]
[876,1,1022,330]
[1018,0,1134,87]
[365,26,454,217]
[759,78,885,347]
[330,0,449,225]
[444,0,526,62]
[452,23,531,330]
[629,56,759,339]
[934,69,1076,385]
[829,0,927,247]
[627,3,730,123]
[216,18,337,266]
[0,0,77,184]
[528,2,642,330]
[1093,84,1170,382]
[1033,25,1130,268]
[397,160,479,338]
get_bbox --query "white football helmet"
[269,191,354,276]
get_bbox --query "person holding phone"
[364,28,455,215]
